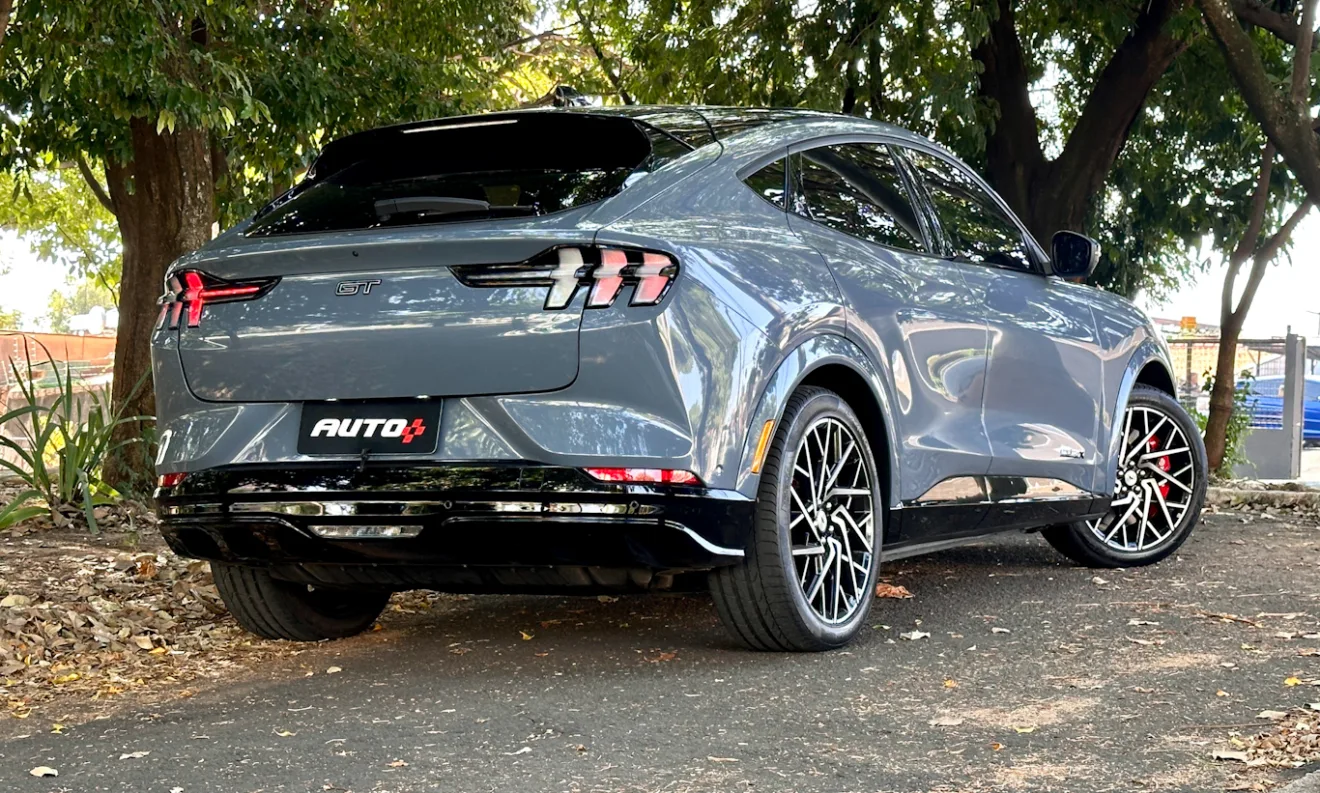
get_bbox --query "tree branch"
[75,154,117,216]
[1231,142,1276,265]
[1198,0,1320,206]
[1054,0,1190,201]
[570,1,634,105]
[1292,0,1317,102]
[1254,199,1313,265]
[1231,0,1318,50]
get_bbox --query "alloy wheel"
[1088,404,1197,553]
[788,417,876,624]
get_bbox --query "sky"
[1,197,1318,340]
[1137,211,1320,339]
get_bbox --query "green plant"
[0,345,150,532]
[1194,369,1255,477]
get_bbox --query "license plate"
[298,401,441,455]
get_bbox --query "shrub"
[0,345,149,533]
[1192,370,1255,478]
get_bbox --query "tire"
[710,386,882,651]
[212,562,388,641]
[1043,385,1207,569]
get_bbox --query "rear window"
[248,113,674,237]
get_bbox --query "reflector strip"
[309,525,423,538]
[750,420,776,474]
[584,467,702,485]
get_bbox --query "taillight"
[157,270,278,329]
[584,467,702,485]
[157,472,187,488]
[451,246,679,311]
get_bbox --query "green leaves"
[0,0,532,224]
[0,343,149,533]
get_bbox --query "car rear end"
[151,109,759,599]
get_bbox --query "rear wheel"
[1043,385,1207,568]
[711,386,881,651]
[212,562,388,641]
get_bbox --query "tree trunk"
[974,0,1189,244]
[0,0,13,47]
[102,117,214,490]
[1204,311,1245,471]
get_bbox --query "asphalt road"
[3,511,1318,793]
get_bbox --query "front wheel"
[710,386,882,651]
[212,563,389,641]
[1043,385,1207,568]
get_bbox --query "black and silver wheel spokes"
[788,417,875,624]
[1089,404,1197,552]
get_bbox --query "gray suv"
[152,106,1207,651]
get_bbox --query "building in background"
[1154,317,1320,409]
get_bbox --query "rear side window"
[792,144,925,252]
[902,149,1033,271]
[743,159,786,209]
[249,114,664,237]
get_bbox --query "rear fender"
[733,334,900,508]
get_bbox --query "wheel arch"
[1135,359,1176,397]
[734,334,900,512]
[1102,343,1179,494]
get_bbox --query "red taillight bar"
[584,467,702,485]
[158,270,277,330]
[157,472,187,488]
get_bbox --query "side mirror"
[1050,231,1100,279]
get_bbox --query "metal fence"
[1165,337,1301,429]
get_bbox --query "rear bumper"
[155,464,754,589]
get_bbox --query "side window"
[742,158,786,209]
[904,149,1032,271]
[791,143,926,252]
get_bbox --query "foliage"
[1193,370,1255,476]
[554,0,1272,299]
[0,308,18,330]
[0,170,121,287]
[0,346,149,532]
[45,278,117,334]
[0,1,534,225]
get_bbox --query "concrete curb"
[1277,768,1320,793]
[1208,487,1320,509]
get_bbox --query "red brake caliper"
[1148,435,1170,512]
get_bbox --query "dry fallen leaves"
[1212,708,1320,768]
[874,583,913,599]
[899,630,930,641]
